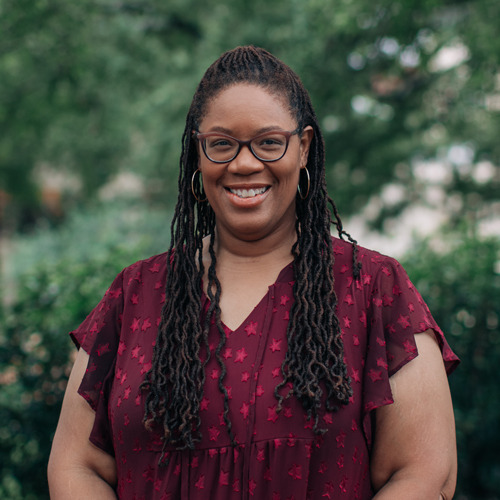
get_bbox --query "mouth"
[227,186,269,198]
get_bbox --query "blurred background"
[0,0,499,498]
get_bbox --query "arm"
[48,348,118,499]
[370,330,457,499]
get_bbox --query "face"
[196,83,313,243]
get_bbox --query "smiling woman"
[194,84,313,244]
[48,46,459,500]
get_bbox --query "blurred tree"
[1,208,498,498]
[0,260,110,500]
[0,0,201,227]
[0,201,171,499]
[402,231,500,498]
[0,0,498,230]
[1,1,499,497]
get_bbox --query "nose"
[227,144,265,175]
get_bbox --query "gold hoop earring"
[191,169,207,202]
[297,167,310,200]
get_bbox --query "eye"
[207,137,236,149]
[255,134,286,149]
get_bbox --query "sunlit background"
[0,1,499,498]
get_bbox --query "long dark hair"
[142,46,360,450]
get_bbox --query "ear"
[299,126,314,167]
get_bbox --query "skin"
[48,83,457,498]
[48,349,117,498]
[371,330,457,499]
[197,84,313,329]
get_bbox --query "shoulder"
[120,252,169,281]
[114,252,169,299]
[330,235,404,278]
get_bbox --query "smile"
[227,187,268,198]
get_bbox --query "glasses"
[194,128,300,163]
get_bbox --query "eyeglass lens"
[203,132,289,162]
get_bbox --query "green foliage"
[1,0,498,228]
[0,259,120,499]
[1,200,499,498]
[402,232,500,498]
[0,202,171,499]
[6,201,171,279]
[0,0,499,497]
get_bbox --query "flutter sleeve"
[362,256,459,445]
[69,270,124,455]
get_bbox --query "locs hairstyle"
[142,46,361,451]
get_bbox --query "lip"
[225,183,270,190]
[224,184,271,207]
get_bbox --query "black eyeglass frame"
[193,128,301,164]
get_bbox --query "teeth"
[229,187,267,198]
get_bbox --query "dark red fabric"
[70,237,459,499]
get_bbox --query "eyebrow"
[205,125,287,136]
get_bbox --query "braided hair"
[142,46,361,450]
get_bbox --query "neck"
[219,225,295,259]
[203,221,297,273]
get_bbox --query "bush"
[1,206,498,498]
[401,234,500,499]
[0,201,171,499]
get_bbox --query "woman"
[48,46,459,499]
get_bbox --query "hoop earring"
[191,169,207,202]
[297,167,310,200]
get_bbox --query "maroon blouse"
[71,237,459,500]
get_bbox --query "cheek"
[199,165,223,194]
[279,168,301,196]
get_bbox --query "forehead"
[199,83,295,132]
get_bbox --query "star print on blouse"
[245,321,258,336]
[240,402,250,420]
[280,295,290,306]
[288,463,302,480]
[269,338,281,352]
[234,348,248,363]
[70,241,459,500]
[194,475,205,489]
[267,406,279,423]
[398,314,411,329]
[148,262,160,273]
[344,294,355,306]
[208,426,220,442]
[323,481,335,498]
[367,369,383,382]
[96,343,110,356]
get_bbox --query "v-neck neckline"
[201,261,294,333]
